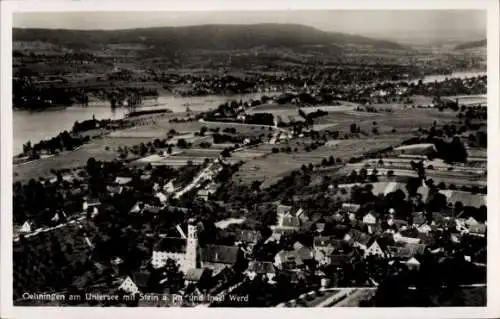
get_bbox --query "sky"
[13,10,486,41]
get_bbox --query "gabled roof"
[346,229,372,246]
[295,245,314,261]
[293,241,305,251]
[313,236,344,249]
[280,215,301,228]
[201,245,240,265]
[277,204,292,215]
[341,203,361,213]
[85,198,101,206]
[247,261,276,274]
[107,185,123,194]
[405,257,421,265]
[154,237,187,253]
[386,243,426,259]
[469,223,486,234]
[115,177,133,185]
[235,230,263,244]
[276,249,305,266]
[412,212,426,225]
[331,211,344,222]
[465,217,479,226]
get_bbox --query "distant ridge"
[454,39,486,50]
[13,23,409,52]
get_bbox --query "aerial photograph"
[11,9,487,307]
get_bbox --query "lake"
[13,92,276,155]
[13,70,486,155]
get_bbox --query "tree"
[350,123,358,134]
[23,141,32,154]
[328,156,335,165]
[177,138,188,149]
[359,168,368,182]
[454,201,464,215]
[86,157,97,175]
[349,170,359,182]
[251,180,262,192]
[199,126,208,136]
[449,137,468,163]
[221,148,231,158]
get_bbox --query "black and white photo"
[1,1,499,318]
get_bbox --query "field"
[108,120,203,138]
[233,134,411,188]
[13,136,147,182]
[246,103,298,114]
[232,107,459,189]
[444,94,487,106]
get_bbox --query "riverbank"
[13,92,278,155]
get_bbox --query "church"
[151,218,242,275]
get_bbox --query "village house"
[82,197,101,212]
[20,220,33,233]
[245,261,276,283]
[163,180,177,194]
[405,257,421,271]
[155,191,168,204]
[385,243,426,260]
[106,185,124,196]
[114,176,133,186]
[313,236,344,266]
[364,239,385,258]
[293,241,314,263]
[344,229,372,250]
[234,229,263,255]
[417,223,432,234]
[118,271,152,295]
[197,183,218,201]
[341,203,361,214]
[393,231,421,245]
[468,223,486,237]
[200,245,243,276]
[412,211,427,227]
[270,204,301,238]
[274,249,305,270]
[118,276,139,295]
[362,212,378,234]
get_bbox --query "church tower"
[184,218,199,271]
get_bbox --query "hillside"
[13,23,409,53]
[454,39,486,51]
